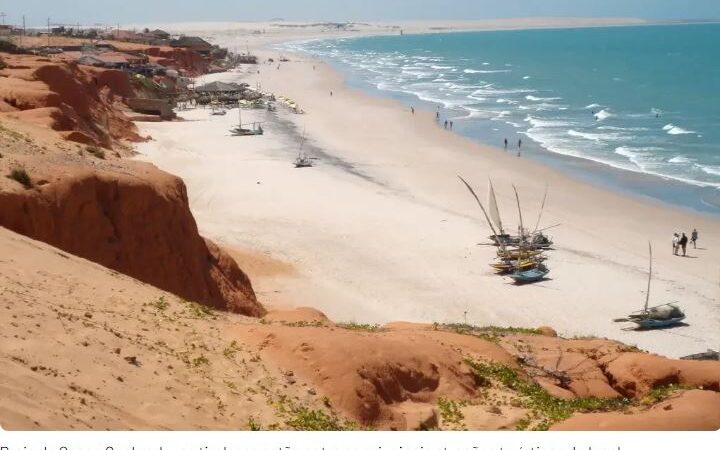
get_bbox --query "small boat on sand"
[229,106,264,136]
[509,264,550,284]
[680,350,720,361]
[294,130,313,168]
[614,243,686,329]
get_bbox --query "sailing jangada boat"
[458,176,548,284]
[506,184,549,284]
[488,182,555,250]
[614,243,686,329]
[229,103,263,136]
[294,130,313,168]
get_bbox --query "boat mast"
[644,242,652,313]
[532,184,549,235]
[512,185,524,240]
[488,179,504,236]
[458,176,506,252]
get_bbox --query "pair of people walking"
[672,229,698,256]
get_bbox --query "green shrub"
[435,323,541,342]
[286,407,355,431]
[7,167,32,189]
[336,322,381,332]
[466,359,631,430]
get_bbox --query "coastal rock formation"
[238,323,509,429]
[602,352,720,397]
[0,164,263,316]
[143,47,210,75]
[551,390,720,431]
[0,55,142,148]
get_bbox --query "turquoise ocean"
[282,24,720,214]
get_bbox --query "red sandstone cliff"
[0,55,142,148]
[0,162,263,316]
[1,53,263,316]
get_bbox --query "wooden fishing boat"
[680,350,720,361]
[294,129,313,168]
[509,265,550,284]
[497,248,543,260]
[490,258,541,274]
[614,243,686,329]
[229,105,264,136]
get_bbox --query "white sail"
[487,180,504,234]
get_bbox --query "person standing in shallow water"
[517,138,522,157]
[691,229,698,249]
[504,138,508,151]
[444,120,448,129]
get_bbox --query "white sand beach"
[135,21,720,358]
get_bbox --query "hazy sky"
[5,1,720,27]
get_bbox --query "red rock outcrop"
[1,55,142,148]
[143,47,210,76]
[239,321,520,430]
[0,165,264,317]
[552,390,720,431]
[601,352,720,397]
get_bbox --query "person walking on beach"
[449,121,453,130]
[330,90,333,97]
[679,232,689,256]
[411,106,415,114]
[691,229,698,249]
[436,111,440,121]
[444,120,448,129]
[504,138,508,151]
[672,233,680,255]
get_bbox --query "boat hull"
[509,268,549,284]
[633,315,686,329]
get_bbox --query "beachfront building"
[76,51,148,69]
[150,29,171,40]
[171,36,213,55]
[194,81,249,105]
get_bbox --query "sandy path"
[136,39,720,358]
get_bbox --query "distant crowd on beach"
[672,229,699,257]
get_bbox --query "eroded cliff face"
[0,55,142,148]
[0,162,263,316]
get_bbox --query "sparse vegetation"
[438,397,465,426]
[641,384,692,406]
[466,359,632,430]
[86,145,106,159]
[7,166,32,189]
[281,320,326,328]
[223,340,241,359]
[336,322,382,332]
[285,406,355,431]
[191,355,210,367]
[150,296,169,311]
[186,301,215,319]
[247,416,262,431]
[435,323,541,342]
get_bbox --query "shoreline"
[134,22,720,358]
[278,25,720,217]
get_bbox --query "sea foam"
[663,124,695,135]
